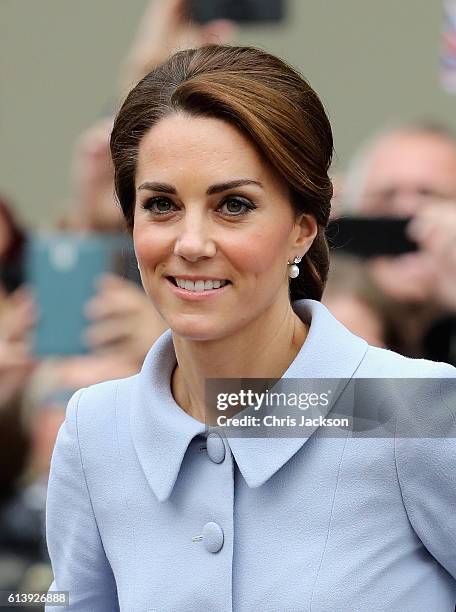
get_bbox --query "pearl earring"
[288,256,302,279]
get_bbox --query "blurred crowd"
[325,122,456,360]
[1,0,456,600]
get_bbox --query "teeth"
[174,278,228,292]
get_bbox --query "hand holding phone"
[84,273,168,366]
[121,0,238,89]
[407,201,456,310]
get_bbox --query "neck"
[171,298,309,423]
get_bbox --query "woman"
[45,45,456,611]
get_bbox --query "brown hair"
[110,45,333,301]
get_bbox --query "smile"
[166,277,232,300]
[168,277,230,292]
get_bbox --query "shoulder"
[357,344,456,378]
[64,374,139,447]
[353,345,456,437]
[72,374,138,414]
[360,346,456,475]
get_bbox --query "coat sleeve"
[394,368,456,579]
[45,387,119,611]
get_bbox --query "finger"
[85,289,140,319]
[408,211,456,259]
[406,218,435,245]
[86,277,145,317]
[84,319,132,349]
[85,299,117,320]
[85,276,129,317]
[95,273,130,290]
[406,215,442,247]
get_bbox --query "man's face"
[360,131,456,303]
[361,131,456,217]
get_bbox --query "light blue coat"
[45,299,456,611]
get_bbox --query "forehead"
[365,131,456,190]
[136,112,273,185]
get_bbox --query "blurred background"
[1,0,456,605]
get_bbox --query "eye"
[141,197,177,215]
[218,197,257,216]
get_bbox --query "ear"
[292,213,318,253]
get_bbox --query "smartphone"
[25,232,140,356]
[326,217,418,258]
[189,0,285,24]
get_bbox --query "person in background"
[336,122,456,363]
[0,284,36,405]
[0,282,37,597]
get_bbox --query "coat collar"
[130,299,369,502]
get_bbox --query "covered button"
[206,432,226,463]
[202,522,224,553]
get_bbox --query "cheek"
[227,224,290,280]
[133,223,170,271]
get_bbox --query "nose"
[173,211,216,262]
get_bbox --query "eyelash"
[140,196,257,217]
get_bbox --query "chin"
[167,315,231,342]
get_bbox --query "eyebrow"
[137,179,264,195]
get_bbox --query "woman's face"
[133,112,316,341]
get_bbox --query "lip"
[165,277,231,301]
[166,275,229,282]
